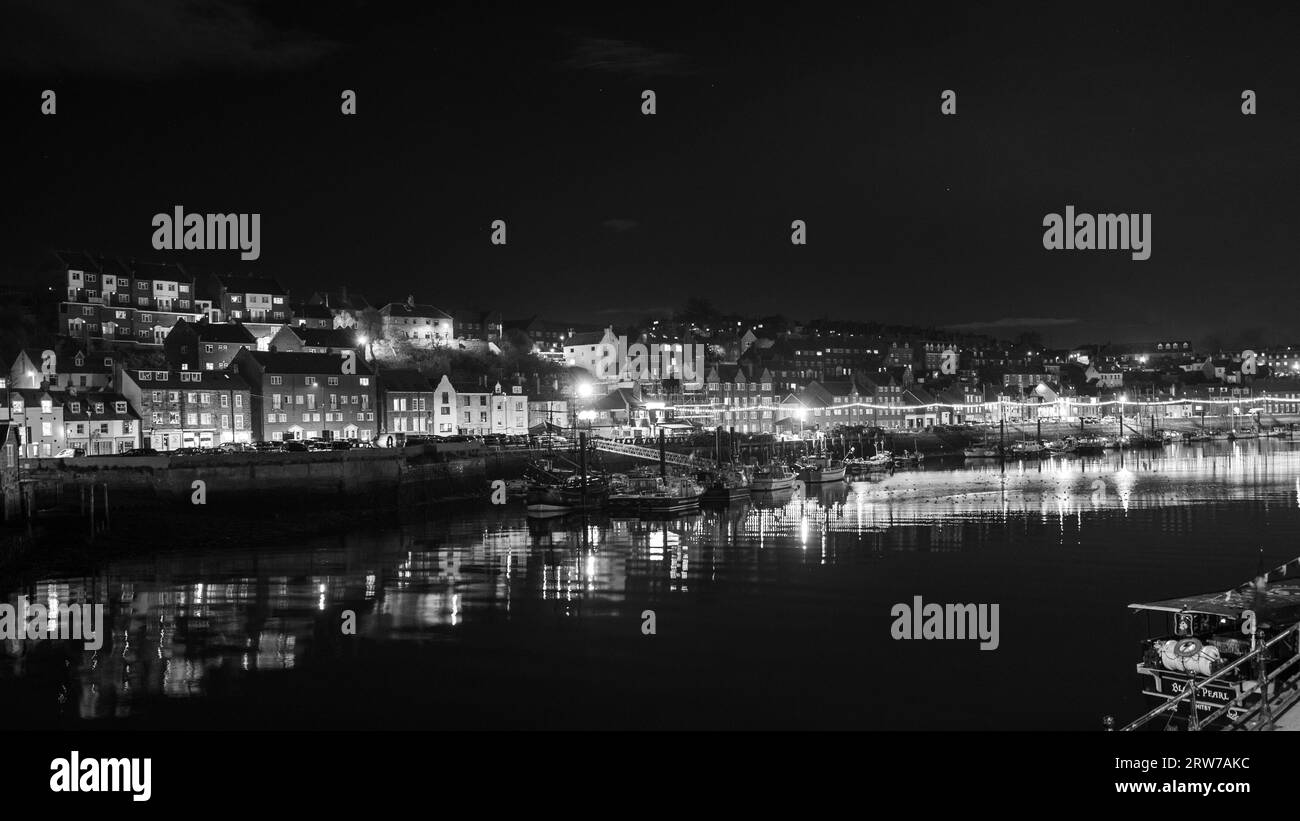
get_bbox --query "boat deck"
[1270,699,1300,731]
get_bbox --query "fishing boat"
[797,454,846,483]
[1008,440,1048,457]
[893,449,925,467]
[862,451,894,471]
[1072,435,1110,455]
[1229,427,1259,440]
[1186,432,1213,443]
[1122,433,1164,449]
[1044,438,1076,454]
[749,463,797,491]
[893,437,925,467]
[607,474,704,516]
[1161,430,1186,444]
[1125,556,1300,730]
[843,456,872,474]
[559,473,609,509]
[962,443,1000,458]
[700,465,752,505]
[525,480,570,514]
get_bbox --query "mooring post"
[578,432,588,509]
[102,483,110,531]
[659,429,666,478]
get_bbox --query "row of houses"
[0,346,535,456]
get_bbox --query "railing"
[590,438,715,469]
[1121,620,1300,731]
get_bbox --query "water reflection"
[2,439,1299,726]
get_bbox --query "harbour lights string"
[666,396,1297,413]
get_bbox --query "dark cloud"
[602,218,639,233]
[1,0,342,76]
[946,317,1080,331]
[561,35,691,77]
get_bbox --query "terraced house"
[429,375,529,436]
[53,251,209,347]
[2,388,65,457]
[380,298,453,348]
[233,350,376,443]
[704,364,778,434]
[120,370,253,450]
[164,319,259,371]
[63,392,141,454]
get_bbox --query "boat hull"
[798,466,846,483]
[750,475,795,492]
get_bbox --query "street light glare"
[576,383,593,398]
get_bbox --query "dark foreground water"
[3,439,1300,730]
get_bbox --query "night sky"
[4,2,1299,348]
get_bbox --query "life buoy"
[1175,638,1203,658]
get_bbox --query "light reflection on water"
[3,439,1299,728]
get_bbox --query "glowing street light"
[575,382,593,399]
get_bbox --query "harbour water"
[3,439,1300,730]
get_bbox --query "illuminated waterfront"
[3,439,1299,730]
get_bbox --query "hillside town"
[0,249,1298,460]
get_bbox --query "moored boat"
[700,465,752,505]
[1125,556,1300,730]
[749,463,797,491]
[607,474,704,516]
[797,455,846,483]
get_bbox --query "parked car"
[330,440,353,450]
[283,440,309,452]
[123,447,160,457]
[53,448,86,458]
[252,441,283,452]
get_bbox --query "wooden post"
[102,483,110,530]
[89,485,95,539]
[578,432,588,509]
[659,429,666,479]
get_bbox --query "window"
[42,422,52,437]
[441,406,450,415]
[304,376,317,386]
[220,394,229,408]
[70,402,81,413]
[328,377,339,386]
[359,377,370,386]
[270,376,283,386]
